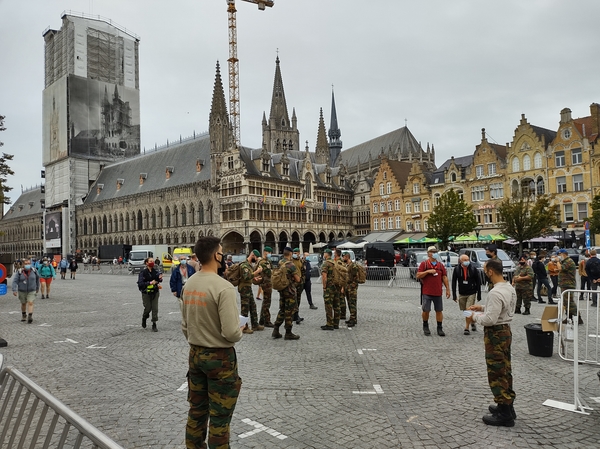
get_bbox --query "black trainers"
[471,323,477,332]
[437,327,446,337]
[21,314,27,322]
[142,317,147,328]
[464,329,470,335]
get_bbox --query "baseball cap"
[427,246,438,252]
[264,246,273,253]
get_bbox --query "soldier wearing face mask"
[416,246,450,336]
[512,255,534,315]
[238,249,264,334]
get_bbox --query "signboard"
[0,263,6,283]
[585,221,591,249]
[45,211,62,248]
[0,284,6,296]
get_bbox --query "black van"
[364,242,396,280]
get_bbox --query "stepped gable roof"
[84,133,211,205]
[1,188,44,221]
[340,126,424,167]
[385,160,412,190]
[530,125,556,149]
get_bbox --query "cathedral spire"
[209,61,231,180]
[328,87,342,166]
[315,108,330,165]
[269,56,291,126]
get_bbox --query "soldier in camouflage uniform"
[512,255,534,315]
[557,248,582,324]
[468,258,517,427]
[321,249,341,330]
[258,246,274,327]
[292,248,306,324]
[342,251,359,327]
[272,247,301,340]
[238,249,264,334]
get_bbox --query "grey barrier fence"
[0,357,124,449]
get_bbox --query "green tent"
[487,234,509,241]
[417,236,440,243]
[395,237,418,244]
[455,235,476,242]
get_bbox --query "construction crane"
[227,0,274,148]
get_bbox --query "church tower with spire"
[328,88,342,166]
[262,57,300,154]
[315,108,330,165]
[209,61,231,181]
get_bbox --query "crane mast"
[226,0,274,148]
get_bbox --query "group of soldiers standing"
[232,246,362,340]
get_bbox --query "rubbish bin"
[524,323,553,357]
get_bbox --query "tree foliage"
[588,193,600,236]
[497,193,560,253]
[427,189,477,249]
[0,115,14,205]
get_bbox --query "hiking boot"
[423,323,431,336]
[242,324,254,334]
[522,308,531,315]
[333,325,340,329]
[21,313,27,322]
[346,320,356,327]
[284,330,300,340]
[321,325,334,331]
[253,324,265,331]
[142,317,147,328]
[27,314,33,324]
[152,323,158,332]
[437,327,445,337]
[482,404,515,427]
[515,307,521,314]
[272,328,282,339]
[264,322,275,328]
[309,304,318,310]
[489,403,517,419]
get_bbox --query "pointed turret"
[328,88,343,167]
[262,57,300,153]
[315,108,330,165]
[209,61,231,180]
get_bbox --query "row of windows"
[372,217,428,232]
[474,163,497,177]
[373,200,431,214]
[511,148,582,173]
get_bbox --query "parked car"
[408,251,429,279]
[458,247,516,281]
[365,243,396,268]
[402,247,427,266]
[269,254,283,265]
[438,250,459,266]
[564,248,580,264]
[304,253,321,277]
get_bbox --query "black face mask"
[519,261,526,265]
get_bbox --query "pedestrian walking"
[512,255,534,315]
[258,246,274,327]
[416,246,450,336]
[38,258,56,299]
[547,255,560,298]
[58,256,68,280]
[179,236,243,449]
[451,254,482,335]
[532,254,554,304]
[170,256,196,299]
[468,258,517,427]
[69,258,78,279]
[11,258,40,324]
[585,249,600,307]
[238,250,264,334]
[578,250,591,301]
[272,247,301,340]
[137,257,163,332]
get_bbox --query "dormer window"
[450,172,457,182]
[196,159,205,172]
[29,201,34,208]
[97,183,104,195]
[326,172,331,184]
[283,162,289,176]
[18,204,24,211]
[227,156,234,170]
[262,159,270,172]
[116,179,124,190]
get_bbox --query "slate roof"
[574,116,599,144]
[531,125,557,149]
[386,160,413,190]
[339,126,425,167]
[431,155,473,185]
[84,133,211,205]
[1,188,45,221]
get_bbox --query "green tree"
[497,193,560,254]
[0,115,15,207]
[588,193,600,238]
[427,189,477,249]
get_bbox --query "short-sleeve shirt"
[417,259,447,297]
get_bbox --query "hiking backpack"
[332,260,349,287]
[271,264,291,291]
[355,263,366,284]
[225,263,242,286]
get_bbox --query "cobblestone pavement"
[1,273,599,448]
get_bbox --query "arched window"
[534,152,543,169]
[198,202,204,224]
[158,208,163,228]
[151,209,156,229]
[190,204,195,225]
[373,203,378,213]
[137,210,143,230]
[305,174,312,199]
[523,154,531,171]
[450,172,457,182]
[93,217,98,234]
[165,207,171,227]
[512,157,520,172]
[386,182,392,194]
[174,206,179,227]
[379,183,384,195]
[181,204,187,226]
[125,214,130,231]
[536,177,545,195]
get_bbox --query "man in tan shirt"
[180,236,243,449]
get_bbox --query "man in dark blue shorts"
[416,246,450,336]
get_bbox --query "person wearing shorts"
[416,246,450,336]
[452,254,482,335]
[38,258,56,298]
[12,258,40,323]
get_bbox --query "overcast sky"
[2,0,600,205]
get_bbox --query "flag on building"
[323,198,327,211]
[300,196,305,208]
[281,193,287,206]
[258,190,265,205]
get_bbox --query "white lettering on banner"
[239,418,288,440]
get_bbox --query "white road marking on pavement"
[7,311,21,314]
[39,323,52,327]
[54,338,78,344]
[352,384,384,394]
[81,311,98,314]
[46,302,63,305]
[177,382,187,391]
[357,349,363,355]
[122,302,137,305]
[168,311,180,315]
[239,418,287,440]
[357,348,377,355]
[588,334,600,338]
[87,344,107,349]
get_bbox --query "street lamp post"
[474,225,482,247]
[561,224,567,249]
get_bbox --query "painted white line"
[122,302,137,305]
[588,334,600,338]
[87,344,107,349]
[352,384,384,395]
[239,418,287,440]
[39,323,52,327]
[357,349,363,355]
[81,311,98,314]
[589,397,600,403]
[177,382,187,392]
[357,348,377,355]
[46,302,63,305]
[168,311,180,315]
[54,338,78,344]
[7,311,21,314]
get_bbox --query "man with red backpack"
[416,246,450,336]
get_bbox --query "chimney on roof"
[590,103,600,136]
[481,128,486,142]
[560,108,572,124]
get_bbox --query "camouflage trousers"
[323,286,340,327]
[560,288,578,317]
[340,287,357,322]
[484,324,515,405]
[141,291,159,323]
[274,292,296,330]
[259,283,273,325]
[515,287,533,309]
[239,285,258,327]
[186,345,242,449]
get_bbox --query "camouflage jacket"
[279,259,297,297]
[558,257,577,288]
[321,259,335,289]
[346,262,359,289]
[513,264,534,290]
[239,260,254,287]
[258,257,272,283]
[292,257,305,284]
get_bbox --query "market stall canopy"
[395,237,418,244]
[312,242,327,249]
[416,236,440,243]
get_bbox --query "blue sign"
[0,284,7,295]
[585,221,591,249]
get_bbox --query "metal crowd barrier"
[0,360,124,449]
